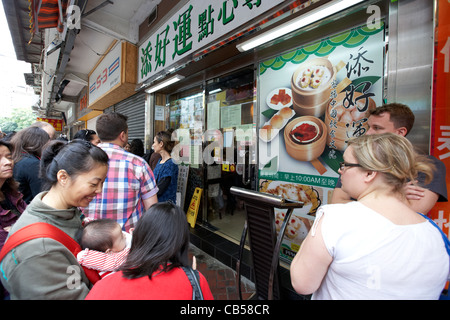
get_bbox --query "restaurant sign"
[138,0,284,83]
[89,41,122,106]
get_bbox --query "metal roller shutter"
[112,92,146,142]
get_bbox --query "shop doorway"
[166,67,257,243]
[203,67,257,241]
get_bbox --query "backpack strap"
[0,222,101,284]
[417,213,450,256]
[181,266,204,300]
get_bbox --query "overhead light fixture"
[236,0,365,52]
[145,75,185,93]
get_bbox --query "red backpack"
[0,222,101,284]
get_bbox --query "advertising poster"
[431,0,450,243]
[258,24,384,262]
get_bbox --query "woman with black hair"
[0,139,109,300]
[73,129,101,146]
[0,140,26,300]
[129,138,144,157]
[152,131,178,203]
[11,126,50,204]
[86,202,213,300]
[0,140,26,251]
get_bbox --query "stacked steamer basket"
[290,58,344,118]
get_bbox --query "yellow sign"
[186,187,202,228]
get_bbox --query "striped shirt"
[81,143,158,231]
[77,247,130,279]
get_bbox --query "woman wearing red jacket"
[86,202,213,300]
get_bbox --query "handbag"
[417,213,450,300]
[181,266,204,300]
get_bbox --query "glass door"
[166,85,205,217]
[203,67,257,241]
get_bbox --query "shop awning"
[30,0,69,35]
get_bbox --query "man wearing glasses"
[331,103,447,214]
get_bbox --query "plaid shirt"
[81,143,158,231]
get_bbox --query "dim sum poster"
[258,24,385,207]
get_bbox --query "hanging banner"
[36,117,63,131]
[430,0,450,241]
[258,24,385,262]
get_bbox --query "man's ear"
[119,131,127,144]
[395,126,408,137]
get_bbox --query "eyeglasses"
[339,161,362,171]
[85,130,95,137]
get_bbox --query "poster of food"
[258,24,385,262]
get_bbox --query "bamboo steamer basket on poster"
[290,58,345,117]
[284,116,327,174]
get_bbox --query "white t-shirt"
[311,202,449,300]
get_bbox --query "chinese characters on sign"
[328,46,377,150]
[138,0,284,83]
[36,118,63,131]
[430,0,450,238]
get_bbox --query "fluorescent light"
[145,75,185,93]
[209,88,222,94]
[236,0,366,52]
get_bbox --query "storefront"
[137,0,448,298]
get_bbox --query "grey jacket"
[0,192,91,300]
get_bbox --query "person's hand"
[192,256,197,270]
[404,180,426,200]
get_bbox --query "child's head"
[81,219,126,253]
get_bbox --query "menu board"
[258,24,385,262]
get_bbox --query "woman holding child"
[0,139,109,299]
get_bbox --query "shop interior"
[165,67,256,243]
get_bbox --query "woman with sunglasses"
[73,129,101,146]
[290,133,449,299]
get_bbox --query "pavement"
[189,244,256,300]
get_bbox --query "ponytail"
[40,139,109,190]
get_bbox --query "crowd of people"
[0,114,193,300]
[0,103,448,300]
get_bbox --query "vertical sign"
[430,0,450,240]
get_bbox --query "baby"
[77,219,131,279]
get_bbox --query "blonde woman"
[291,133,449,299]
